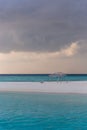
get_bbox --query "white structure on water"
[49,72,67,81]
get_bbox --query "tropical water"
[0,92,87,130]
[0,74,87,82]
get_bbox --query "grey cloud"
[0,0,87,52]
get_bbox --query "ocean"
[0,74,87,129]
[0,92,87,130]
[0,74,87,82]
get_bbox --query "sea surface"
[0,92,87,130]
[0,75,87,130]
[0,74,87,82]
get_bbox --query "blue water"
[0,92,87,130]
[0,74,87,82]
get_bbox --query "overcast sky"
[0,0,87,73]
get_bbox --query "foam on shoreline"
[0,81,87,94]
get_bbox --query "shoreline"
[0,81,87,94]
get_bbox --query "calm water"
[0,74,87,82]
[0,93,87,130]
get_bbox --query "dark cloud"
[0,0,87,52]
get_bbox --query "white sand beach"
[0,81,87,94]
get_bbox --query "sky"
[0,0,87,74]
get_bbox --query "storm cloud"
[0,0,87,52]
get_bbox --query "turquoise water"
[0,93,87,129]
[0,74,87,82]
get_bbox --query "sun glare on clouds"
[0,42,80,74]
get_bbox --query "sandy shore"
[0,81,87,93]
